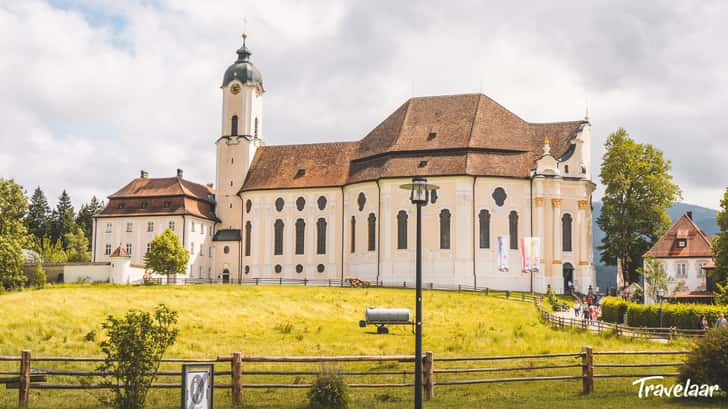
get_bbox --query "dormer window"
[118,203,125,209]
[677,239,687,248]
[418,160,428,168]
[295,169,306,178]
[163,201,171,209]
[427,132,437,141]
[140,201,148,209]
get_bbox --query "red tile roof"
[99,176,217,220]
[644,214,713,258]
[242,93,586,191]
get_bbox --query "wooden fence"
[0,348,689,407]
[535,300,707,339]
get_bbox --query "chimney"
[206,183,214,189]
[687,211,693,220]
[140,170,149,178]
[176,168,183,178]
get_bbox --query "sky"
[1,1,726,211]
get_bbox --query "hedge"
[600,296,728,329]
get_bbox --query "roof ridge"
[465,95,482,169]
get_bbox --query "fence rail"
[535,300,706,339]
[0,348,690,407]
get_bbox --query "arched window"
[231,115,238,136]
[244,221,252,257]
[440,209,451,249]
[479,209,490,249]
[350,216,356,253]
[562,213,573,252]
[357,193,366,211]
[275,198,284,212]
[397,210,408,250]
[509,211,519,250]
[274,219,284,255]
[368,213,376,251]
[317,218,327,255]
[317,196,327,210]
[295,218,305,255]
[296,197,306,211]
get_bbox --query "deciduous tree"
[0,178,29,290]
[711,188,728,304]
[596,128,681,285]
[145,228,189,280]
[641,257,668,303]
[65,226,91,262]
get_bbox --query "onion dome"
[222,33,263,89]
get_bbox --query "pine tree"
[52,190,76,247]
[26,187,52,239]
[76,196,104,247]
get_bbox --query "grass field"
[0,285,724,408]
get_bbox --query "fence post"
[19,349,31,407]
[505,290,510,299]
[423,351,434,400]
[304,278,308,286]
[485,287,489,296]
[231,352,242,404]
[581,346,593,394]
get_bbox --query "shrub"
[601,297,628,324]
[679,328,728,392]
[308,365,350,409]
[98,304,178,409]
[601,297,728,328]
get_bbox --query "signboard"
[181,364,213,409]
[497,235,509,272]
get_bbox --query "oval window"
[275,198,285,212]
[223,246,230,254]
[296,264,303,273]
[246,199,252,213]
[296,197,306,211]
[317,264,325,273]
[357,193,366,211]
[492,187,507,207]
[274,264,282,273]
[317,196,327,210]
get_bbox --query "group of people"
[699,313,728,330]
[573,295,600,323]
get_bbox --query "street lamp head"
[400,177,439,205]
[657,288,665,299]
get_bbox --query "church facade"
[93,35,597,293]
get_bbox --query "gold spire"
[242,17,248,46]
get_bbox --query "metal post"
[659,297,664,328]
[414,202,423,409]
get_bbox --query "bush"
[601,297,629,324]
[601,297,728,328]
[98,304,178,409]
[679,328,728,392]
[308,365,350,409]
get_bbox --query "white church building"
[92,34,596,294]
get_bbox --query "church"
[92,34,596,294]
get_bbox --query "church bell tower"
[214,31,264,280]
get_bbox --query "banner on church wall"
[497,236,509,272]
[520,237,541,273]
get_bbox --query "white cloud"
[1,0,727,210]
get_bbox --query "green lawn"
[0,285,723,408]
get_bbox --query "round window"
[245,199,252,213]
[317,264,325,273]
[244,265,250,274]
[317,196,327,210]
[275,198,285,212]
[296,264,303,273]
[274,264,282,273]
[492,187,507,207]
[296,197,306,211]
[223,246,230,254]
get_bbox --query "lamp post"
[400,176,439,409]
[657,288,665,327]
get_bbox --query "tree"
[711,188,728,296]
[145,228,189,280]
[641,257,668,303]
[32,236,68,263]
[0,178,29,290]
[98,305,178,409]
[596,128,681,285]
[26,187,52,239]
[76,196,104,248]
[64,226,90,262]
[51,190,76,247]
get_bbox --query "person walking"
[574,301,581,318]
[700,315,709,331]
[717,313,727,329]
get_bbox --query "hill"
[0,285,702,409]
[593,202,719,291]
